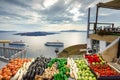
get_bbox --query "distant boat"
[9,40,25,46]
[55,48,59,53]
[45,41,64,47]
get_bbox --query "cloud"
[0,0,119,31]
[43,0,58,8]
[69,4,84,21]
[0,0,92,25]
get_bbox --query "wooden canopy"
[97,0,120,10]
[0,40,10,43]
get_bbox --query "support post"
[112,24,114,28]
[87,8,91,38]
[117,38,120,58]
[95,5,99,33]
[3,43,5,47]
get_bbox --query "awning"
[97,0,120,10]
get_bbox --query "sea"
[0,31,87,58]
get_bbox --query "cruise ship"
[9,40,25,46]
[45,42,64,47]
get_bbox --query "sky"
[0,0,120,31]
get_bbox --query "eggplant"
[44,64,47,69]
[35,70,39,75]
[39,68,44,75]
[22,57,51,80]
[30,70,35,79]
[23,71,31,80]
[36,67,42,75]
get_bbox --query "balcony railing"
[0,47,26,62]
[87,22,120,36]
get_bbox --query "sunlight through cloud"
[43,0,58,8]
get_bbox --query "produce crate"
[89,64,120,80]
[108,63,120,73]
[97,76,120,80]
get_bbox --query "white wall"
[99,41,106,53]
[87,38,92,54]
[87,39,92,49]
[87,39,106,54]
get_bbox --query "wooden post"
[87,8,91,38]
[0,48,1,56]
[6,49,10,58]
[95,5,99,33]
[24,49,26,58]
[112,24,114,28]
[3,43,5,47]
[117,38,120,58]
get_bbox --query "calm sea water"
[0,31,87,58]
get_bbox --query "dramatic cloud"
[0,0,119,31]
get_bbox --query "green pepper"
[54,74,57,80]
[64,75,68,80]
[49,58,70,80]
[54,73,61,80]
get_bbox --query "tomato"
[90,64,120,77]
[0,58,31,80]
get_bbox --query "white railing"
[0,47,26,62]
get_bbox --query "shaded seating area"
[96,0,120,34]
[96,27,120,36]
[87,0,120,37]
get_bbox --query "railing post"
[112,24,114,28]
[23,49,27,58]
[3,43,5,47]
[94,23,97,33]
[0,48,1,56]
[87,8,91,38]
[0,47,27,61]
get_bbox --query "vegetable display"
[0,56,120,80]
[75,59,97,80]
[85,54,105,65]
[23,56,51,80]
[35,58,70,80]
[35,63,59,80]
[67,58,78,79]
[90,64,120,76]
[0,58,31,80]
[48,58,70,80]
[11,58,35,80]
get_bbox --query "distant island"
[0,30,16,33]
[14,31,58,36]
[60,30,87,32]
[0,30,87,36]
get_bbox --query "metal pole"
[87,8,91,38]
[95,5,99,33]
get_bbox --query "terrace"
[0,47,26,62]
[87,0,120,37]
[87,0,120,59]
